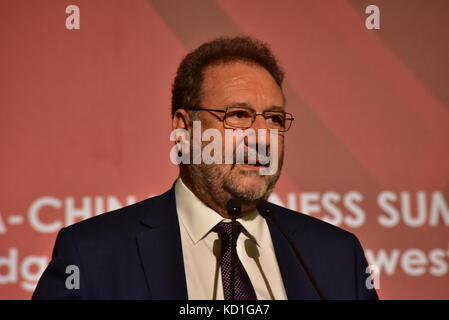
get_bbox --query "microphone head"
[256,200,274,220]
[226,198,241,220]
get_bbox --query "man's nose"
[249,114,270,146]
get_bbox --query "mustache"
[231,144,273,166]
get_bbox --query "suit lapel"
[136,188,188,299]
[267,214,321,300]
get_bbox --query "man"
[33,36,378,300]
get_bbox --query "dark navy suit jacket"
[32,187,378,300]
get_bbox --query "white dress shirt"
[174,178,287,300]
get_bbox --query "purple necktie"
[213,221,257,300]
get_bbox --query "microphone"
[256,200,325,300]
[226,198,241,221]
[226,198,241,300]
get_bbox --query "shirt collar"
[174,178,267,248]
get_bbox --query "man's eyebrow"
[224,103,285,111]
[225,102,252,108]
[268,106,284,112]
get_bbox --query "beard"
[223,166,280,201]
[188,156,283,202]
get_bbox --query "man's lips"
[236,163,268,171]
[235,156,270,167]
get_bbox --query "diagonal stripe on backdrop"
[216,0,449,190]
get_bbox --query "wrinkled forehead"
[200,61,285,109]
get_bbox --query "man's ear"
[172,109,192,132]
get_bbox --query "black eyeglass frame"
[180,106,295,132]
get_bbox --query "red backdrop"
[1,0,448,299]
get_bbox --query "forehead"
[200,61,284,108]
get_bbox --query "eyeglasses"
[181,106,294,132]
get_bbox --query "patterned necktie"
[213,221,257,300]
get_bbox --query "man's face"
[188,61,285,202]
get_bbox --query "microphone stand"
[257,200,325,300]
[226,199,241,300]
